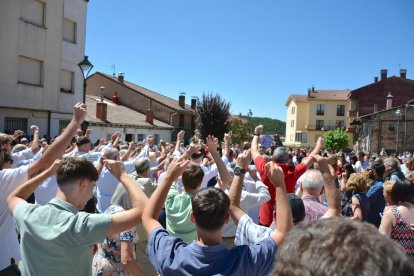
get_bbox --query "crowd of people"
[0,102,413,275]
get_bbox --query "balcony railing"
[305,125,342,131]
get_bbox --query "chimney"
[374,77,378,83]
[112,91,119,104]
[118,72,125,83]
[191,96,197,110]
[96,101,107,121]
[386,92,393,110]
[146,109,154,125]
[400,69,407,79]
[312,86,315,93]
[179,92,186,108]
[100,86,105,102]
[380,69,387,80]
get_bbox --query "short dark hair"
[56,157,98,186]
[182,165,204,190]
[288,194,305,224]
[371,161,385,177]
[191,187,229,231]
[275,217,413,275]
[76,136,91,147]
[391,179,414,204]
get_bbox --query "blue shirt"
[366,179,385,227]
[147,227,276,275]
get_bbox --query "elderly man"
[299,169,328,222]
[385,157,405,182]
[251,124,323,226]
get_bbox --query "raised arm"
[314,155,341,217]
[121,142,135,162]
[174,130,185,155]
[28,103,86,178]
[228,151,251,224]
[8,160,60,213]
[266,162,293,246]
[222,133,232,159]
[251,125,263,161]
[30,125,40,154]
[206,135,231,185]
[302,137,323,168]
[142,158,190,235]
[106,160,148,235]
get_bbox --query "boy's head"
[76,136,91,152]
[182,165,204,191]
[191,187,230,232]
[56,157,99,209]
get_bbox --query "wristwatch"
[254,133,260,136]
[234,166,246,176]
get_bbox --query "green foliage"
[195,92,231,142]
[240,116,286,135]
[229,119,254,144]
[323,128,349,152]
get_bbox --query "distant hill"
[240,116,286,136]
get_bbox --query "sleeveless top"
[391,208,414,265]
[342,193,370,221]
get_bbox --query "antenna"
[111,64,116,76]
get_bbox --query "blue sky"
[85,0,414,121]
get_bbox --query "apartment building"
[0,0,88,138]
[285,88,351,148]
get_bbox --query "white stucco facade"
[0,0,87,138]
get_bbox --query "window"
[388,124,396,132]
[291,120,294,127]
[316,104,325,116]
[337,105,345,116]
[179,114,185,128]
[60,70,74,93]
[125,134,133,142]
[59,120,70,134]
[336,120,345,129]
[291,106,295,114]
[295,133,307,143]
[63,18,77,43]
[154,134,160,145]
[137,134,146,142]
[18,56,43,86]
[5,117,28,134]
[315,134,322,142]
[316,120,324,130]
[21,0,45,27]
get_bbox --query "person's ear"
[79,178,87,192]
[190,212,196,224]
[225,213,230,224]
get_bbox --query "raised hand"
[31,125,39,132]
[73,102,87,123]
[165,158,190,180]
[48,159,61,176]
[206,135,219,154]
[177,130,185,141]
[224,133,232,144]
[85,128,92,137]
[311,154,330,173]
[235,149,251,169]
[105,159,126,180]
[265,162,285,188]
[254,125,264,135]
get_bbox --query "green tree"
[229,118,253,144]
[195,92,231,142]
[323,128,349,152]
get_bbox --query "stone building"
[86,72,196,141]
[356,99,414,154]
[0,0,88,137]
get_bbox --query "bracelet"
[254,133,260,136]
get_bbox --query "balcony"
[305,125,339,131]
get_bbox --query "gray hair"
[301,169,324,191]
[111,184,132,210]
[273,147,289,163]
[385,158,400,171]
[134,157,150,174]
[104,148,119,160]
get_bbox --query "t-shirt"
[165,182,196,244]
[13,199,112,275]
[147,227,276,275]
[0,166,28,270]
[254,156,307,226]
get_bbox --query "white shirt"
[11,148,34,168]
[222,180,270,238]
[34,176,58,206]
[0,166,29,269]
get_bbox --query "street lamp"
[78,55,94,104]
[395,108,401,153]
[404,102,414,152]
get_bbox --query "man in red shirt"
[251,125,323,226]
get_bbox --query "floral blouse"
[92,205,136,276]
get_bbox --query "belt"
[222,236,235,240]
